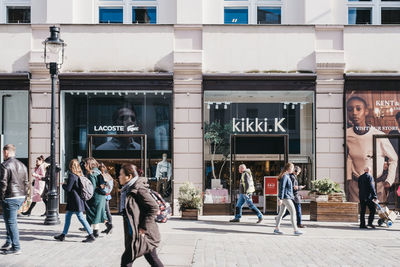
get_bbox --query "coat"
[290,173,301,203]
[32,164,47,202]
[122,177,160,264]
[358,172,377,202]
[278,173,294,200]
[0,157,29,200]
[85,168,107,225]
[62,172,85,212]
[239,169,255,194]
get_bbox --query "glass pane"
[348,0,371,1]
[382,8,400,24]
[348,8,372,24]
[257,7,281,24]
[224,7,248,24]
[99,7,123,23]
[132,7,157,24]
[7,6,30,23]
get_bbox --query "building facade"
[1,1,400,214]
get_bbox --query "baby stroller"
[375,202,398,227]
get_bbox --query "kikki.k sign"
[232,118,286,133]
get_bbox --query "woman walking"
[99,162,114,235]
[54,159,95,242]
[22,155,48,216]
[274,162,303,236]
[119,163,163,267]
[84,158,107,238]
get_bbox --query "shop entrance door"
[88,134,147,213]
[373,134,400,210]
[231,134,288,214]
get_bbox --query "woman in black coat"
[54,159,96,243]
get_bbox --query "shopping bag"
[397,185,400,197]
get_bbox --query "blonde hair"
[69,159,83,177]
[278,162,294,180]
[84,157,99,173]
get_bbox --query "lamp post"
[43,26,66,225]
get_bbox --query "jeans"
[282,200,302,225]
[360,199,376,227]
[2,198,25,250]
[234,193,263,219]
[62,211,93,235]
[276,199,298,231]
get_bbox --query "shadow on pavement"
[0,229,85,242]
[173,227,276,235]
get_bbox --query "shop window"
[7,6,30,23]
[99,7,123,23]
[257,7,281,24]
[132,7,156,24]
[382,8,400,23]
[224,7,248,24]
[348,7,372,24]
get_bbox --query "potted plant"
[178,182,202,220]
[309,178,344,202]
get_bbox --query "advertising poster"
[346,90,400,205]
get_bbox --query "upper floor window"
[7,6,30,23]
[132,6,156,24]
[99,7,123,23]
[348,0,400,24]
[224,0,283,24]
[98,0,157,24]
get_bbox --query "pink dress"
[32,164,46,202]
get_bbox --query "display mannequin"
[156,153,172,181]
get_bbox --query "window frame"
[348,0,400,24]
[224,0,284,24]
[1,0,31,24]
[97,0,158,24]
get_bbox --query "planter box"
[310,201,358,222]
[203,204,231,215]
[181,209,198,220]
[311,194,329,202]
[328,193,345,202]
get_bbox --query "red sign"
[264,177,278,195]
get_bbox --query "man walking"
[230,164,263,223]
[358,166,377,229]
[0,144,29,254]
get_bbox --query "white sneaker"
[274,229,284,235]
[294,230,303,236]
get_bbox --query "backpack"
[149,189,171,223]
[78,175,94,201]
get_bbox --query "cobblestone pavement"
[0,204,400,267]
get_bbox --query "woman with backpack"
[119,163,163,267]
[99,162,114,235]
[54,159,95,242]
[84,157,107,238]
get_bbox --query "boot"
[54,234,65,241]
[82,234,95,243]
[22,202,36,216]
[250,208,263,223]
[101,223,113,235]
[93,229,99,238]
[229,207,241,222]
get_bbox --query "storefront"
[0,73,29,166]
[59,73,173,212]
[345,74,400,210]
[202,74,316,215]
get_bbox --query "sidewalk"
[0,205,400,267]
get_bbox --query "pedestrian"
[274,162,303,235]
[120,163,163,267]
[54,159,96,242]
[230,164,263,223]
[282,166,306,228]
[358,166,377,229]
[99,162,114,235]
[0,144,29,255]
[22,155,48,216]
[84,157,107,238]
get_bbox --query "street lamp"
[43,26,66,225]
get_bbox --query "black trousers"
[121,248,164,267]
[105,200,112,224]
[360,199,376,226]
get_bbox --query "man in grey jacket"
[230,164,263,223]
[0,144,29,255]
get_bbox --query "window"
[224,0,283,24]
[257,7,281,24]
[132,7,156,24]
[99,7,123,23]
[348,0,400,24]
[224,7,248,24]
[7,6,30,23]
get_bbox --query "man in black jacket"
[358,166,377,229]
[0,144,29,255]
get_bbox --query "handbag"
[397,185,400,197]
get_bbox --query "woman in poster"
[346,96,398,203]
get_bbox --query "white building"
[1,0,400,215]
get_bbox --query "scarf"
[120,176,138,212]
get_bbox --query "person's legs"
[282,209,290,219]
[105,200,112,224]
[234,194,246,219]
[244,194,263,219]
[367,200,376,226]
[62,211,73,235]
[360,200,367,227]
[3,198,25,250]
[76,212,93,235]
[2,200,12,246]
[144,248,164,267]
[295,201,302,226]
[275,202,287,228]
[22,202,36,215]
[283,199,298,232]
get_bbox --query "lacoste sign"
[232,118,286,133]
[93,125,139,132]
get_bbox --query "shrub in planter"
[178,182,202,219]
[309,178,344,202]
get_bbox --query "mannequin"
[156,153,172,181]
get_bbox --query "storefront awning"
[345,73,400,91]
[0,73,30,90]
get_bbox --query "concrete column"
[315,26,346,188]
[173,25,203,215]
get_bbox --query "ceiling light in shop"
[291,103,295,109]
[283,104,287,110]
[155,92,158,95]
[215,104,219,110]
[125,92,128,96]
[105,92,108,95]
[135,92,138,95]
[112,92,115,95]
[161,92,164,96]
[224,103,227,109]
[85,92,88,95]
[207,103,211,110]
[94,92,97,95]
